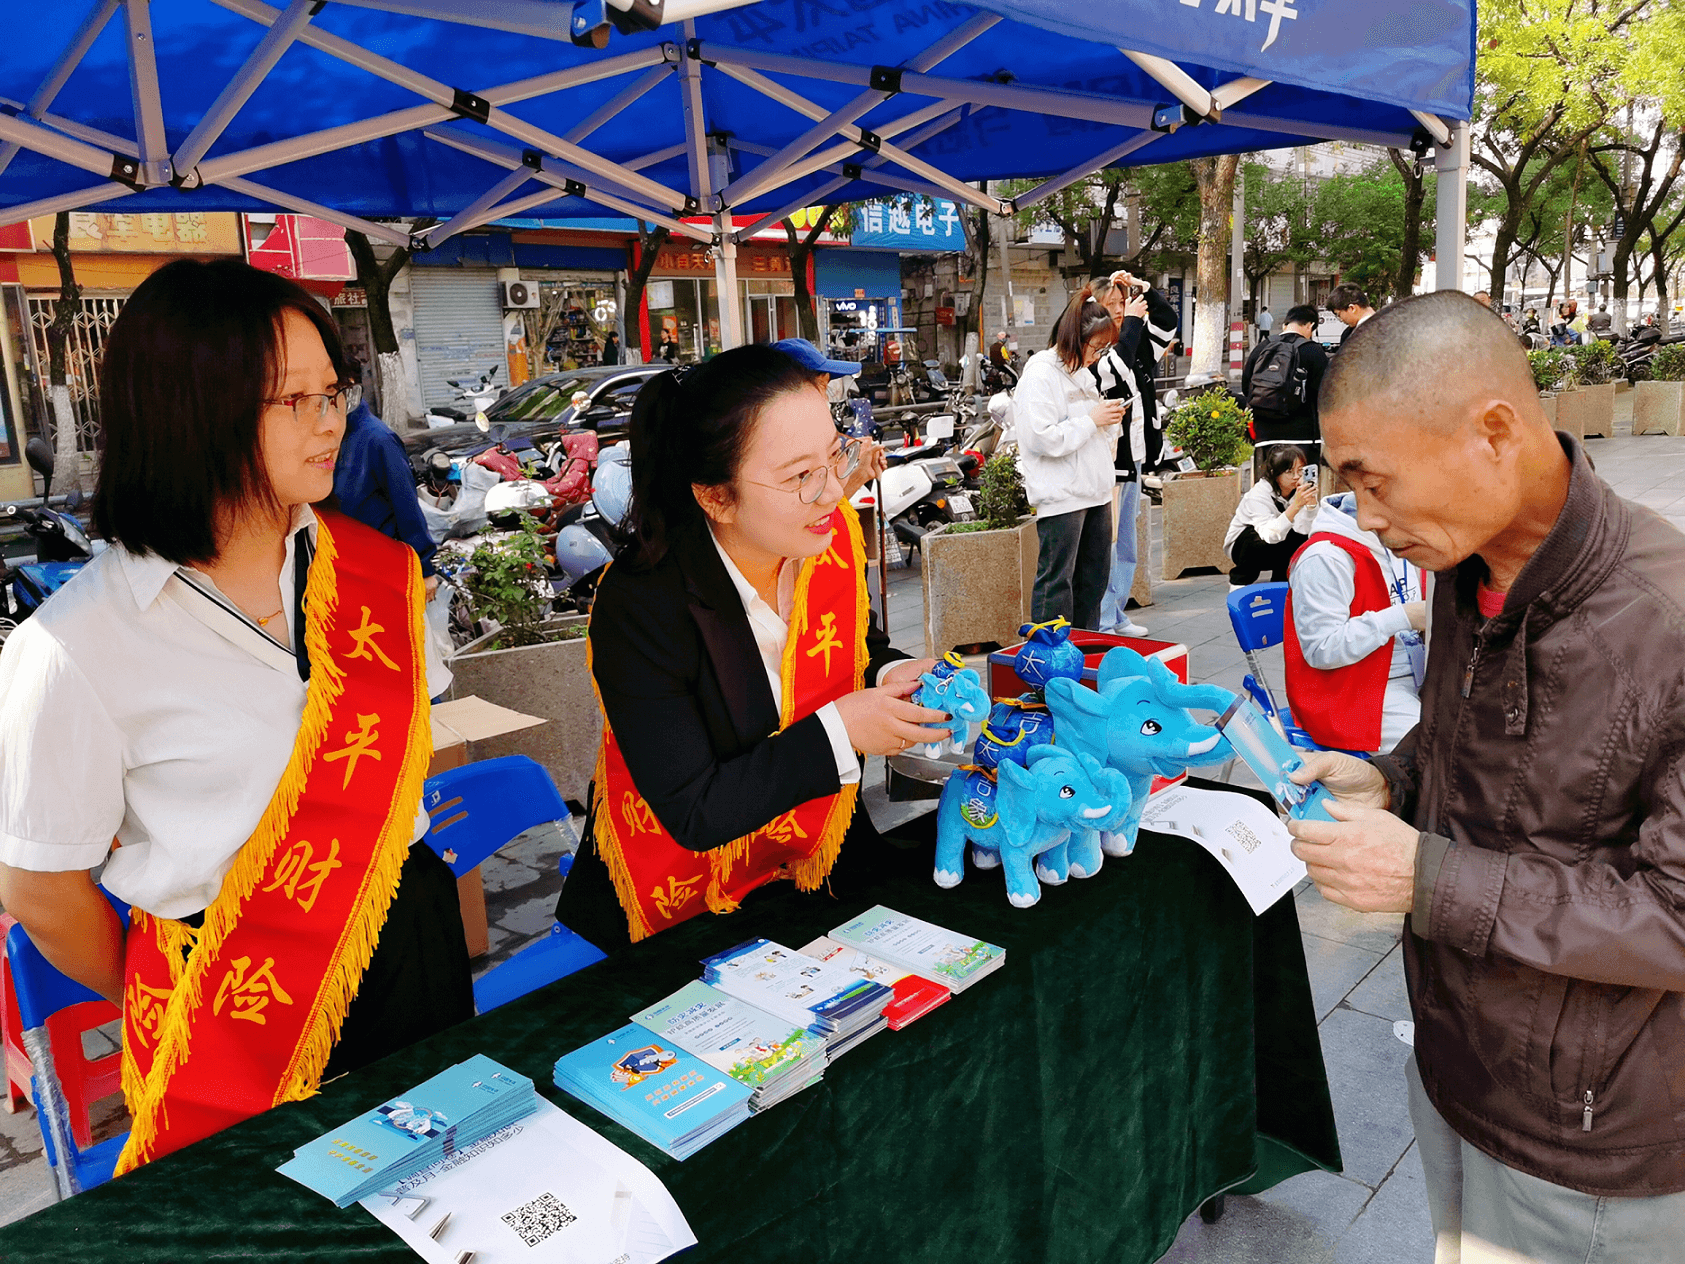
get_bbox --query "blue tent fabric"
[0,1,1474,225]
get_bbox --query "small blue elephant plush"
[1011,618,1085,691]
[972,696,1055,773]
[910,652,992,758]
[1045,648,1235,859]
[933,746,1126,908]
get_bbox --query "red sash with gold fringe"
[593,504,870,943]
[115,512,431,1175]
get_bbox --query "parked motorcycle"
[0,439,96,640]
[550,444,632,614]
[424,364,505,427]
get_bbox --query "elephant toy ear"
[1144,657,1236,716]
[994,760,1040,853]
[1096,647,1154,693]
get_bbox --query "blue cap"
[772,338,861,377]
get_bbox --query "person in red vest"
[1284,490,1427,754]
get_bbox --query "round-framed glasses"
[745,437,864,505]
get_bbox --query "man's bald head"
[1321,290,1539,429]
[1316,290,1569,577]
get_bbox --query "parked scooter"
[550,445,633,614]
[424,364,505,427]
[0,439,97,638]
[850,421,977,558]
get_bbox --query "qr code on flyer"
[501,1191,577,1247]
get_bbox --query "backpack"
[1246,334,1308,423]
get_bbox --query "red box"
[986,631,1192,794]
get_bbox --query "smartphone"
[1301,465,1318,488]
[1215,696,1338,823]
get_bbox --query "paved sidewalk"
[3,396,1680,1253]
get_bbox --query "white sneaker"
[1112,619,1149,637]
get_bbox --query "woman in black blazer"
[557,345,943,952]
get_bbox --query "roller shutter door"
[409,268,505,409]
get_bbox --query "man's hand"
[1288,750,1388,809]
[1404,600,1428,633]
[425,574,442,599]
[1287,801,1418,914]
[842,440,888,500]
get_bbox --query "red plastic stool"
[1,913,32,1113]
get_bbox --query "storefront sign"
[646,280,674,308]
[651,244,792,276]
[850,197,965,252]
[29,212,241,255]
[332,287,368,308]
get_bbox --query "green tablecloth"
[0,797,1340,1264]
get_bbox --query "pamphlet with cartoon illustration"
[699,938,891,1033]
[631,981,822,1088]
[827,906,1005,992]
[1215,696,1338,823]
[798,936,951,1029]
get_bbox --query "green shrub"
[1650,342,1685,382]
[976,450,1030,531]
[1527,347,1571,392]
[465,519,553,648]
[1566,338,1619,386]
[1165,388,1251,472]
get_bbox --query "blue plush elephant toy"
[971,696,1055,773]
[1011,618,1085,692]
[933,746,1129,908]
[909,652,993,758]
[1045,648,1235,859]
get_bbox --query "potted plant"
[1159,388,1250,579]
[1528,347,1570,428]
[1561,340,1619,439]
[1634,342,1685,436]
[447,520,597,802]
[921,451,1039,654]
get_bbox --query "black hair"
[1285,303,1319,327]
[1327,284,1370,314]
[92,257,349,564]
[625,344,817,569]
[1052,284,1116,371]
[1259,444,1308,493]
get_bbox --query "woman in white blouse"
[1013,288,1124,629]
[0,259,472,1171]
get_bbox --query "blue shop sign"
[852,197,965,252]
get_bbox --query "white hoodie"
[1012,348,1120,519]
[1287,492,1425,753]
[1224,476,1318,556]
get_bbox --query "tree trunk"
[1388,148,1427,301]
[783,205,837,341]
[1189,155,1239,382]
[1654,237,1672,337]
[346,222,435,429]
[43,212,83,486]
[623,223,670,358]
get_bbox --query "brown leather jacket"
[1375,435,1685,1197]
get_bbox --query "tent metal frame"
[0,0,1471,348]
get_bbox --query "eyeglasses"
[745,438,863,505]
[265,384,358,425]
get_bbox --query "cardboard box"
[427,696,548,957]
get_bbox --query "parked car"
[403,364,666,472]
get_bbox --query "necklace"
[254,608,284,628]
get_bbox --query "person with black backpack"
[1241,303,1328,454]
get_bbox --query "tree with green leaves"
[1304,158,1440,297]
[1240,161,1311,307]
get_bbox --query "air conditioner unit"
[502,280,539,309]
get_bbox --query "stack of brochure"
[828,906,1006,994]
[277,1054,538,1207]
[632,980,826,1112]
[701,938,893,1058]
[798,935,951,1029]
[553,1023,754,1160]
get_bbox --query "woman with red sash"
[556,345,946,950]
[0,259,474,1174]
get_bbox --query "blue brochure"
[1215,696,1339,823]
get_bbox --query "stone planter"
[1554,387,1587,440]
[1161,469,1243,580]
[1632,379,1685,436]
[922,515,1038,654]
[447,615,598,803]
[1580,381,1616,437]
[1538,392,1557,428]
[1130,489,1153,609]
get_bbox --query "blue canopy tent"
[0,0,1474,347]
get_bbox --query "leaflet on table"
[278,1055,536,1207]
[700,938,891,1030]
[827,906,1005,991]
[1137,783,1307,915]
[361,1097,697,1264]
[554,1023,753,1156]
[798,936,951,1028]
[630,981,821,1087]
[1215,696,1338,823]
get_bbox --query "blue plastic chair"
[1224,583,1370,759]
[420,756,606,1011]
[5,890,130,1199]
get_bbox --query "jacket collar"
[668,517,782,743]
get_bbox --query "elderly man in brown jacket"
[1286,291,1685,1263]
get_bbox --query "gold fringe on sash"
[117,519,431,1172]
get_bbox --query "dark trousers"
[1228,526,1309,586]
[1033,502,1113,631]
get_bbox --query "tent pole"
[213,175,417,246]
[122,0,171,185]
[678,23,713,211]
[563,66,673,146]
[1117,49,1216,119]
[446,184,587,233]
[0,182,137,232]
[1013,132,1163,212]
[0,112,134,182]
[713,213,743,350]
[172,0,318,176]
[727,99,966,207]
[0,0,120,179]
[1435,120,1469,292]
[425,168,537,247]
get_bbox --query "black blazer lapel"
[670,522,782,746]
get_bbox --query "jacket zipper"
[1582,1088,1595,1132]
[1461,638,1483,698]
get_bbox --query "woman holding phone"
[559,344,943,950]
